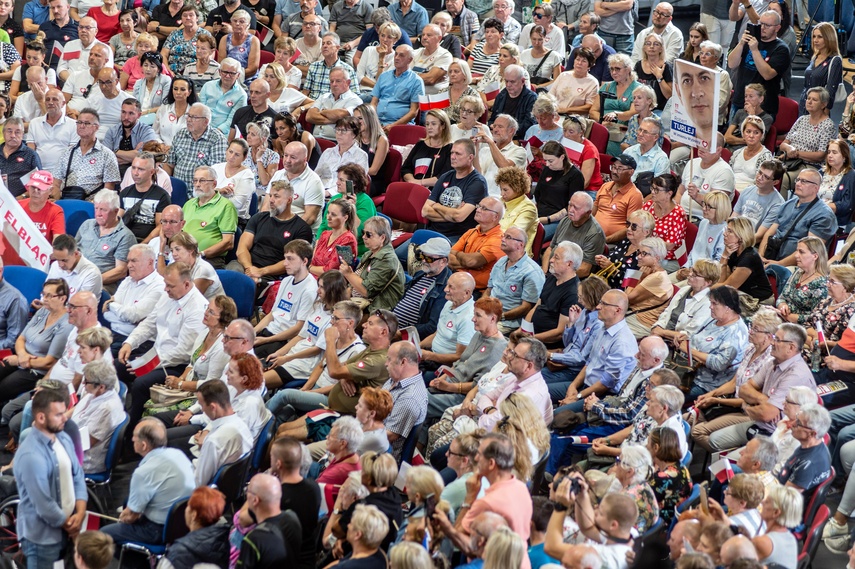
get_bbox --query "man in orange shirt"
[593,154,643,244]
[0,170,65,267]
[449,196,506,292]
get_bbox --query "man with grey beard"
[228,180,314,281]
[181,165,238,269]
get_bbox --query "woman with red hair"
[160,487,229,569]
[223,353,272,440]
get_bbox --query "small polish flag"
[622,267,643,289]
[52,41,63,62]
[129,348,161,378]
[81,511,107,532]
[562,137,584,163]
[305,408,340,422]
[526,135,544,149]
[553,436,591,445]
[318,482,340,516]
[675,240,689,267]
[414,157,432,176]
[816,319,826,345]
[256,24,274,46]
[709,457,734,483]
[484,82,500,101]
[289,48,302,64]
[68,383,78,407]
[234,124,242,139]
[418,92,450,111]
[686,406,700,426]
[62,49,81,61]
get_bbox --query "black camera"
[552,469,582,496]
[746,23,761,40]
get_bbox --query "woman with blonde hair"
[389,542,432,569]
[634,32,672,111]
[243,122,279,198]
[730,115,773,191]
[676,191,732,281]
[440,431,484,514]
[651,258,719,344]
[690,308,780,451]
[594,209,655,290]
[335,504,390,569]
[356,22,401,101]
[443,59,479,123]
[483,527,526,569]
[401,109,452,188]
[590,53,641,156]
[799,21,842,116]
[263,36,302,88]
[718,216,773,302]
[495,392,550,481]
[626,236,675,339]
[754,485,802,568]
[263,61,313,114]
[775,236,829,324]
[324,451,403,552]
[476,43,531,109]
[725,83,773,150]
[353,104,390,199]
[621,84,660,151]
[450,94,489,141]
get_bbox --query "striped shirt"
[468,41,499,77]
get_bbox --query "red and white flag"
[562,137,585,163]
[675,239,689,267]
[816,319,827,345]
[256,25,274,46]
[553,435,592,445]
[484,82,501,101]
[68,383,78,407]
[81,511,111,532]
[317,483,340,516]
[62,48,81,61]
[52,41,63,62]
[129,347,161,378]
[709,457,734,484]
[418,92,450,111]
[289,48,302,64]
[414,157,432,176]
[305,408,340,422]
[622,267,643,289]
[526,135,544,149]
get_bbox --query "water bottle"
[811,341,821,373]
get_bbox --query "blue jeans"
[542,221,561,243]
[541,366,583,403]
[553,399,585,416]
[546,423,623,475]
[395,239,411,265]
[598,31,634,56]
[765,264,793,289]
[265,389,329,427]
[21,538,64,569]
[101,517,164,551]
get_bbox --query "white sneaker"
[825,534,852,555]
[822,518,848,541]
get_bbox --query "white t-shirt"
[191,257,224,300]
[269,88,308,114]
[267,166,325,230]
[266,274,319,335]
[282,304,332,379]
[680,157,736,220]
[211,163,256,220]
[410,46,452,95]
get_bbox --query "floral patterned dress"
[625,481,660,533]
[801,295,855,366]
[604,239,641,289]
[776,270,829,325]
[649,465,693,527]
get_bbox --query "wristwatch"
[156,25,161,33]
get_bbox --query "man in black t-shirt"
[726,10,791,119]
[230,79,278,142]
[422,138,487,241]
[271,437,321,569]
[118,153,171,242]
[527,240,581,349]
[777,403,833,493]
[230,179,313,280]
[238,474,301,569]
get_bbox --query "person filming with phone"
[726,11,790,122]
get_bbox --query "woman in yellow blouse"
[496,166,538,255]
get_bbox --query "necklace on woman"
[798,270,817,286]
[829,293,855,309]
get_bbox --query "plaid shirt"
[166,125,228,188]
[303,58,359,100]
[590,366,657,426]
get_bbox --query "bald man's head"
[720,536,758,566]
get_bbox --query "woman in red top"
[562,115,603,195]
[89,0,122,44]
[310,198,358,276]
[642,173,686,273]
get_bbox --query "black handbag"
[60,142,103,201]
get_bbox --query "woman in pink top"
[562,116,603,195]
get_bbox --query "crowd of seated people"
[5,0,855,568]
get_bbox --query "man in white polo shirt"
[45,234,103,299]
[266,141,325,232]
[57,16,114,83]
[26,88,79,173]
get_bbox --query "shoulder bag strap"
[64,141,80,187]
[531,49,554,77]
[778,197,820,245]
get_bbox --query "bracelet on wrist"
[552,501,569,512]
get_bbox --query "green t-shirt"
[182,193,238,257]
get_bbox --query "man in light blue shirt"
[389,0,428,43]
[486,226,545,334]
[15,389,87,569]
[23,0,51,40]
[733,159,785,240]
[424,272,477,360]
[371,45,424,126]
[553,289,638,414]
[197,58,248,134]
[101,418,195,547]
[623,116,670,183]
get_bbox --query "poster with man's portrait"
[671,59,721,152]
